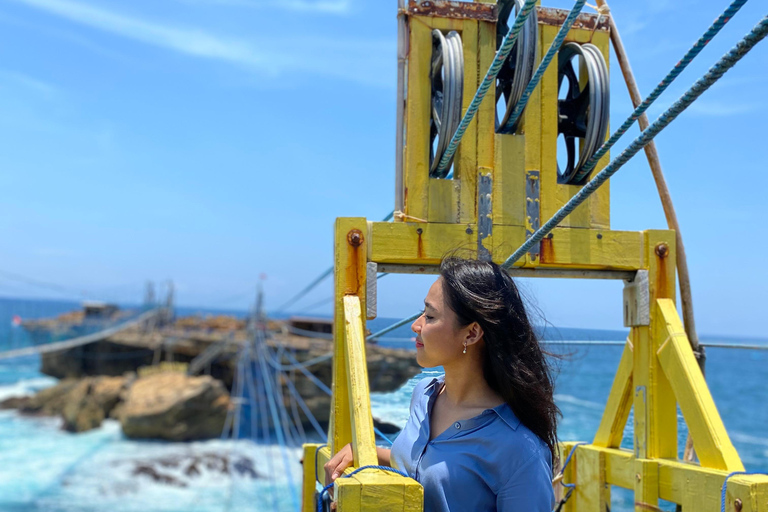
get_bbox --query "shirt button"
[454,422,461,429]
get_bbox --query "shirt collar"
[423,374,521,431]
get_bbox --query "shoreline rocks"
[1,371,231,440]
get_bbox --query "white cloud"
[8,0,391,86]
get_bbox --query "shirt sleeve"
[496,450,555,512]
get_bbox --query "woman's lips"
[415,337,424,348]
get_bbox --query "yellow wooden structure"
[301,2,768,511]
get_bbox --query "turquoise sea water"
[1,298,766,511]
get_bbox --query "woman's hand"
[324,443,354,484]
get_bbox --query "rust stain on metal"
[654,242,669,259]
[347,229,363,247]
[417,228,425,260]
[408,0,497,22]
[537,6,610,32]
[655,249,670,300]
[540,237,555,264]
[345,230,364,295]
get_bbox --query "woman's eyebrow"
[424,301,436,311]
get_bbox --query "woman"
[325,257,559,511]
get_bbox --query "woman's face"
[411,277,466,368]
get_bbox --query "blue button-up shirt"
[390,375,555,512]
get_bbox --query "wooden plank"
[343,296,378,468]
[655,298,744,472]
[428,178,459,223]
[634,458,659,512]
[456,19,478,225]
[575,447,610,511]
[403,18,433,222]
[332,218,368,453]
[302,443,324,512]
[369,221,648,269]
[634,230,677,461]
[593,338,633,448]
[493,132,526,226]
[602,447,634,490]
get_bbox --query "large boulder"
[119,372,230,441]
[19,379,80,416]
[62,376,131,432]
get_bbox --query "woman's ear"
[464,322,484,347]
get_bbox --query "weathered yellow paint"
[403,17,432,222]
[634,458,659,512]
[369,221,648,270]
[492,129,526,227]
[454,19,479,225]
[303,443,323,512]
[331,217,368,453]
[593,338,633,448]
[655,298,744,472]
[558,444,768,511]
[574,448,610,512]
[633,230,677,461]
[428,179,459,223]
[342,296,378,468]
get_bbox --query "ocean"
[1,297,766,512]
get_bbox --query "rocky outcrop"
[0,376,132,432]
[62,375,132,432]
[118,373,230,441]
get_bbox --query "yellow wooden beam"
[368,221,650,270]
[593,337,633,448]
[332,217,368,453]
[342,295,378,469]
[655,298,744,472]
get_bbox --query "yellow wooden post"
[331,217,368,454]
[302,443,323,512]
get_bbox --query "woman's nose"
[411,316,422,333]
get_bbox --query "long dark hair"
[439,257,560,466]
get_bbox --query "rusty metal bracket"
[408,0,497,22]
[537,6,609,31]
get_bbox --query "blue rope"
[255,333,300,511]
[374,427,394,446]
[721,471,768,512]
[367,312,422,342]
[502,15,768,270]
[574,0,749,181]
[433,0,538,177]
[499,0,588,134]
[559,442,587,490]
[316,465,410,512]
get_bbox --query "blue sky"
[0,0,766,337]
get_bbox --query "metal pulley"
[557,42,610,183]
[496,0,538,134]
[429,29,464,178]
